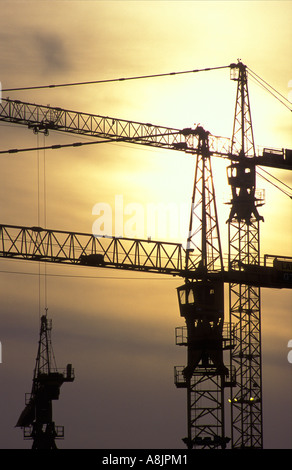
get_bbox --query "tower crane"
[0,61,291,449]
[15,311,74,449]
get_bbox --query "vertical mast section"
[186,126,223,274]
[228,61,264,448]
[175,127,231,449]
[34,309,56,376]
[16,312,74,449]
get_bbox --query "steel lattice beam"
[0,98,231,156]
[0,224,192,276]
[0,224,291,289]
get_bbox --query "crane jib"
[0,98,291,169]
[0,224,290,289]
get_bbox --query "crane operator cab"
[177,281,228,380]
[226,162,264,224]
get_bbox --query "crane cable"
[2,136,291,199]
[256,167,292,199]
[258,165,292,192]
[247,67,292,112]
[0,132,181,155]
[37,132,49,316]
[2,65,231,92]
[37,132,41,318]
[2,64,291,114]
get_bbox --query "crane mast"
[15,311,74,449]
[174,126,231,449]
[227,62,264,448]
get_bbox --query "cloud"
[33,31,72,77]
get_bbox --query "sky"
[0,0,291,449]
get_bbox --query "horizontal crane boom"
[0,98,230,155]
[0,224,291,289]
[0,223,188,276]
[1,98,291,169]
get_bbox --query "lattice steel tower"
[227,61,264,448]
[16,311,75,449]
[175,126,233,449]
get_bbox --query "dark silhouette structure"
[16,312,74,449]
[1,61,291,448]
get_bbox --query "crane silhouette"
[15,311,74,449]
[0,61,291,448]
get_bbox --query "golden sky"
[0,0,291,449]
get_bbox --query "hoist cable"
[36,132,49,315]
